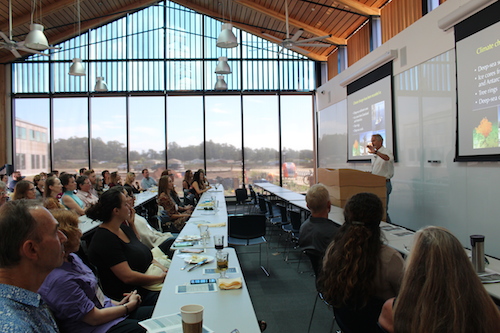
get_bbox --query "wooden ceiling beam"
[333,0,381,16]
[234,0,346,46]
[0,0,76,33]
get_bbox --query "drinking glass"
[214,235,224,251]
[199,225,209,247]
[216,251,229,278]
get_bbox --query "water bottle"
[470,235,485,273]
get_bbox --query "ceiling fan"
[0,0,58,58]
[264,0,332,54]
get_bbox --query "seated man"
[299,183,339,256]
[8,170,24,192]
[0,200,67,332]
[141,169,157,190]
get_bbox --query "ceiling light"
[215,56,231,74]
[217,23,238,48]
[24,23,49,50]
[68,58,85,76]
[94,77,108,92]
[214,75,228,90]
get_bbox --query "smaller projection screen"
[347,62,394,161]
[455,1,500,161]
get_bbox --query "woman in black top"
[87,188,167,305]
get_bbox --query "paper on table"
[139,313,214,333]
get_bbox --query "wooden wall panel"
[381,0,422,43]
[0,64,7,166]
[327,50,339,80]
[347,23,370,67]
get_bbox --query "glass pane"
[167,96,204,190]
[280,95,314,192]
[90,97,127,177]
[53,98,89,173]
[205,96,242,194]
[129,96,166,184]
[243,95,279,186]
[14,98,50,178]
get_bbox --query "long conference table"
[254,182,500,303]
[153,186,262,333]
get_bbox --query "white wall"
[316,0,500,258]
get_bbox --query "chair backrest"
[228,214,267,239]
[277,204,288,223]
[289,210,302,232]
[265,199,275,218]
[250,188,257,203]
[257,194,267,214]
[333,297,386,333]
[235,188,248,204]
[304,248,323,277]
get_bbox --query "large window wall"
[10,1,315,194]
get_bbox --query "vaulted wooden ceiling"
[0,0,389,63]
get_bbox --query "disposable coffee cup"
[181,304,204,333]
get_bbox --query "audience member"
[1,174,8,183]
[12,180,37,200]
[60,173,85,216]
[43,177,65,210]
[318,192,404,333]
[33,174,45,200]
[95,174,104,197]
[158,176,190,232]
[87,188,166,305]
[141,169,157,190]
[183,169,193,194]
[190,169,211,200]
[0,200,67,332]
[0,181,8,207]
[39,209,153,333]
[8,170,24,192]
[299,184,339,255]
[122,186,176,256]
[102,170,111,187]
[379,226,500,333]
[125,172,141,194]
[75,175,99,209]
[108,171,122,188]
[79,167,87,176]
[51,170,60,177]
[83,169,99,197]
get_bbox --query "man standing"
[367,133,394,222]
[141,169,157,190]
[0,200,67,332]
[299,184,339,256]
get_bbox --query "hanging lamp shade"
[68,58,86,76]
[214,75,228,90]
[24,23,49,50]
[94,77,108,92]
[216,23,238,48]
[215,56,231,74]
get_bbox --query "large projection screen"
[347,62,394,162]
[455,1,500,161]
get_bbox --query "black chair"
[234,188,252,214]
[305,249,335,333]
[281,210,302,261]
[257,193,268,214]
[333,298,386,333]
[228,214,270,276]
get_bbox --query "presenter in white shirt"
[367,134,394,223]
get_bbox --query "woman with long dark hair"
[87,188,167,306]
[157,176,190,232]
[318,192,404,333]
[190,170,211,200]
[60,173,86,216]
[12,180,36,200]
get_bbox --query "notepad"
[176,283,218,294]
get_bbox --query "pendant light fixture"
[24,1,49,50]
[215,56,231,74]
[95,77,108,92]
[216,0,237,48]
[69,0,85,76]
[214,75,228,90]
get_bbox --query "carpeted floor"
[228,203,339,333]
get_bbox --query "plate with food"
[176,235,202,242]
[184,255,214,264]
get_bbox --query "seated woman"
[43,176,65,210]
[157,176,191,233]
[379,226,500,333]
[318,192,404,333]
[102,170,111,187]
[122,186,176,256]
[182,169,193,194]
[108,171,122,188]
[87,188,167,305]
[39,209,153,333]
[95,174,104,197]
[75,175,99,209]
[33,174,45,199]
[60,173,86,216]
[12,180,37,200]
[190,170,211,201]
[124,172,141,194]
